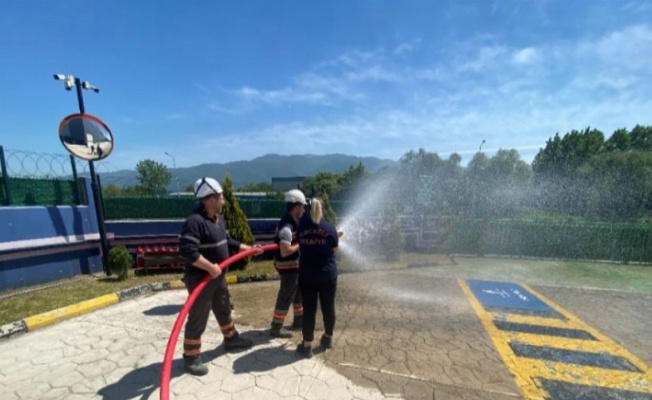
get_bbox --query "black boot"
[291,315,303,330]
[270,323,293,338]
[320,334,332,349]
[183,356,208,376]
[296,342,313,358]
[223,333,254,351]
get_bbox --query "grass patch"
[0,261,277,326]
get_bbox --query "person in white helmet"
[178,177,263,376]
[269,189,307,338]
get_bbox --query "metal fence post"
[97,173,107,218]
[70,155,80,205]
[0,145,11,205]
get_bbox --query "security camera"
[82,81,100,93]
[53,74,67,80]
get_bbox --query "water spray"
[160,244,278,400]
[336,174,397,269]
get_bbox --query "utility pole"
[54,74,111,275]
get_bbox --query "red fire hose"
[160,243,279,400]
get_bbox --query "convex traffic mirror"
[58,113,114,161]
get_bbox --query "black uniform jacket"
[179,204,241,277]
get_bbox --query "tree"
[135,159,172,196]
[605,128,631,152]
[532,127,605,215]
[483,149,533,217]
[630,125,652,151]
[103,184,122,197]
[221,174,255,270]
[581,151,652,219]
[237,182,276,193]
[320,192,337,223]
[532,127,605,179]
[399,148,445,215]
[301,172,340,198]
[337,163,368,200]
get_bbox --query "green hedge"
[444,219,652,263]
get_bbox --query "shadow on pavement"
[142,304,183,316]
[232,344,301,374]
[97,345,221,400]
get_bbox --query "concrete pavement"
[1,268,651,399]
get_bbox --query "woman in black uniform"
[296,198,342,358]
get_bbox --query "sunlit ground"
[339,252,652,294]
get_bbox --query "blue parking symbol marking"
[466,280,555,314]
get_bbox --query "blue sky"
[1,0,651,171]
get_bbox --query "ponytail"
[310,198,323,224]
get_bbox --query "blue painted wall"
[0,205,97,242]
[0,178,104,291]
[0,177,280,291]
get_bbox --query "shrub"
[109,245,132,281]
[321,192,338,223]
[222,174,255,270]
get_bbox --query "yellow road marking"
[495,313,575,330]
[24,293,119,331]
[458,279,547,400]
[521,283,652,384]
[169,280,185,289]
[459,279,652,398]
[519,359,651,393]
[505,332,615,354]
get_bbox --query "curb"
[0,273,281,342]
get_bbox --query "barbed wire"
[1,147,127,181]
[73,158,120,175]
[2,148,74,179]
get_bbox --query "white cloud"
[455,45,508,73]
[235,86,330,106]
[591,24,652,70]
[394,39,422,55]
[188,24,652,168]
[512,47,541,65]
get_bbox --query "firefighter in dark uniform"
[295,198,342,358]
[269,189,307,338]
[179,177,263,376]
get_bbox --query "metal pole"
[0,145,11,205]
[89,160,110,275]
[74,77,86,114]
[74,78,110,275]
[70,154,80,205]
[165,152,180,198]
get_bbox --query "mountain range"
[99,153,396,189]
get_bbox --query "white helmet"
[193,177,223,199]
[284,189,307,204]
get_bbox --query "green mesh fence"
[5,177,78,206]
[104,197,196,220]
[0,176,7,205]
[104,197,352,220]
[102,196,652,263]
[444,218,652,263]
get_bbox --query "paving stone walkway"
[2,269,649,399]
